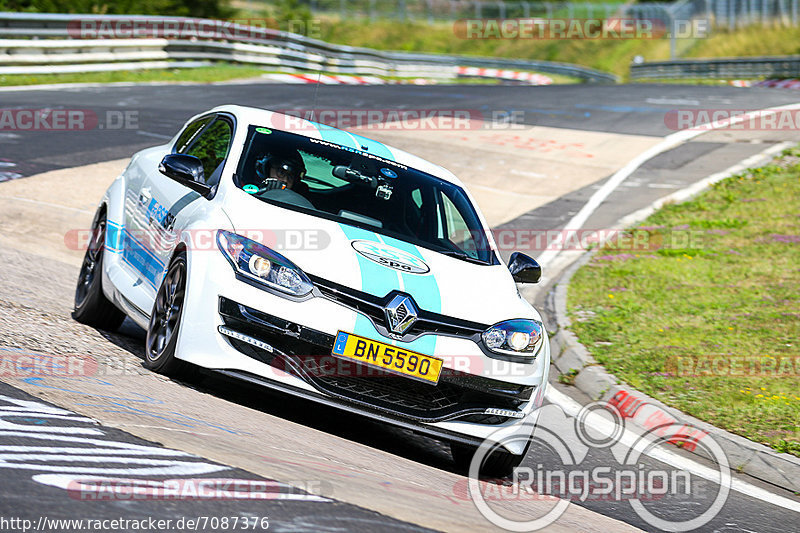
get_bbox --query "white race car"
[73,105,549,475]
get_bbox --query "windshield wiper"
[438,250,488,265]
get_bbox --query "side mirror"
[508,252,542,284]
[159,154,212,197]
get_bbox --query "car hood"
[222,191,539,325]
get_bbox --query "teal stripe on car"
[349,131,395,161]
[339,225,398,299]
[338,224,397,341]
[315,125,360,151]
[105,220,123,254]
[338,224,440,356]
[311,123,396,161]
[379,235,441,355]
[380,235,442,314]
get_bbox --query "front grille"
[309,274,488,340]
[292,354,526,421]
[218,297,532,423]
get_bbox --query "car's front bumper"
[176,250,549,454]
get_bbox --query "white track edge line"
[545,387,800,513]
[537,101,800,268]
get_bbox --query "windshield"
[234,126,497,265]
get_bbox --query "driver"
[255,150,309,195]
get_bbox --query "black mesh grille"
[298,356,461,412]
[218,297,531,423]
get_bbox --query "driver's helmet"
[255,150,306,188]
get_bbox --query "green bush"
[0,0,233,17]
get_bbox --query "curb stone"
[544,145,800,494]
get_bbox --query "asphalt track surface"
[0,381,435,533]
[1,82,800,532]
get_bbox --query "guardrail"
[630,56,800,79]
[0,12,618,83]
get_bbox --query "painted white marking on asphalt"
[0,462,227,475]
[0,432,194,456]
[537,141,794,287]
[0,411,95,422]
[646,97,700,106]
[0,454,210,465]
[0,398,89,416]
[545,387,800,513]
[136,130,172,140]
[509,168,548,179]
[0,446,190,456]
[33,475,332,502]
[536,102,800,270]
[616,142,794,229]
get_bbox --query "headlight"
[216,230,314,297]
[481,319,544,358]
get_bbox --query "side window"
[440,190,479,258]
[174,116,212,154]
[183,119,233,184]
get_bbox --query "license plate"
[331,331,443,384]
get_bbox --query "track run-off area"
[1,81,799,532]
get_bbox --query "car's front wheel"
[451,438,531,478]
[72,211,126,331]
[144,252,190,376]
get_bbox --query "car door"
[141,114,235,290]
[119,115,215,310]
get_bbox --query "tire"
[451,438,531,478]
[144,252,190,377]
[72,212,126,331]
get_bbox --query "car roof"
[209,104,467,189]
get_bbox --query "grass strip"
[568,147,800,457]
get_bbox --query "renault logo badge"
[384,295,418,335]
